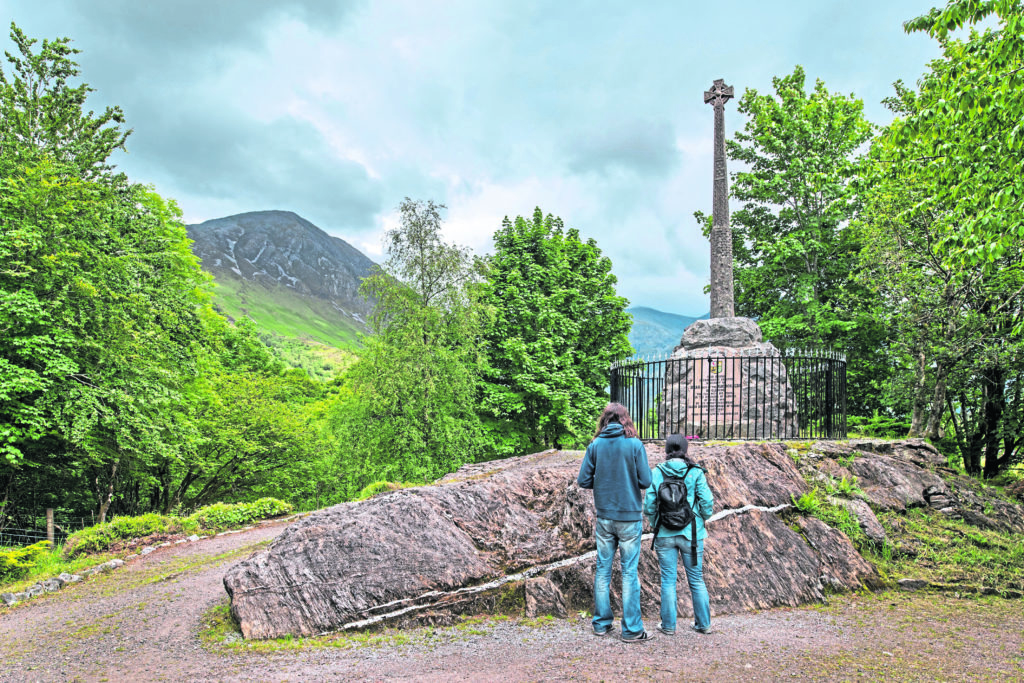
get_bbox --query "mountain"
[188,210,377,374]
[627,306,709,358]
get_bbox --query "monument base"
[658,317,798,440]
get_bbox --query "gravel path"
[1,521,1022,682]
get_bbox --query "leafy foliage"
[0,25,329,524]
[887,1,1024,270]
[710,66,888,415]
[857,2,1024,476]
[477,208,632,452]
[325,199,487,496]
[187,497,293,530]
[0,541,50,582]
[61,497,291,558]
[62,514,194,558]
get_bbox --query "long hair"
[593,402,638,440]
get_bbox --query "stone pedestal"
[658,317,798,439]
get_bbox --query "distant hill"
[627,306,709,358]
[188,210,376,375]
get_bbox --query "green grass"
[789,488,869,548]
[865,507,1024,592]
[0,545,123,594]
[211,277,364,350]
[200,601,556,653]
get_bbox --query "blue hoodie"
[643,458,714,540]
[576,423,652,522]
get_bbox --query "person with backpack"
[577,403,653,642]
[643,433,714,635]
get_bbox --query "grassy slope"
[209,276,364,378]
[211,277,364,349]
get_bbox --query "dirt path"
[1,522,1022,682]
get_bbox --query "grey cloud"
[566,119,680,178]
[41,0,360,86]
[126,104,382,232]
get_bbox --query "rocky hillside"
[628,306,708,357]
[187,211,377,352]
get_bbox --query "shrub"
[355,481,401,501]
[0,541,51,582]
[791,489,822,515]
[847,413,911,438]
[61,498,292,559]
[63,513,189,559]
[823,475,863,498]
[188,498,293,530]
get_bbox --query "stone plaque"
[686,353,743,428]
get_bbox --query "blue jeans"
[593,518,645,637]
[654,536,710,632]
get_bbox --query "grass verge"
[200,603,556,654]
[865,507,1024,592]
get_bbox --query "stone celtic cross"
[704,78,735,319]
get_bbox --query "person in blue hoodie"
[577,403,653,642]
[644,434,714,635]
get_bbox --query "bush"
[355,481,402,501]
[847,413,911,438]
[0,541,51,582]
[63,513,191,559]
[188,498,293,530]
[60,499,293,559]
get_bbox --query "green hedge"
[188,498,293,530]
[0,541,52,582]
[62,498,293,559]
[62,513,197,559]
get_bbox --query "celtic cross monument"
[704,78,735,319]
[656,78,798,439]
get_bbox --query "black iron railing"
[609,348,846,441]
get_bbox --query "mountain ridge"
[627,305,709,357]
[187,210,377,374]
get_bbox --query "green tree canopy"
[478,208,632,452]
[713,66,888,414]
[326,199,485,493]
[885,0,1024,270]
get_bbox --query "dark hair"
[665,434,688,458]
[594,403,638,440]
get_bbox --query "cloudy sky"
[3,1,943,314]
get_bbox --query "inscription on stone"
[687,353,743,426]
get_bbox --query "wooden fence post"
[46,508,54,545]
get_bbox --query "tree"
[887,1,1024,272]
[712,66,887,415]
[1,25,201,520]
[860,1,1024,477]
[478,208,632,452]
[327,199,485,493]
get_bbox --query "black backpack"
[651,462,703,562]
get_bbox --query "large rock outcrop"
[224,443,881,639]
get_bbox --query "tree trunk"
[97,459,119,524]
[982,366,1006,478]
[957,392,984,476]
[924,363,949,440]
[909,351,929,437]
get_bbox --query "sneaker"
[620,631,653,643]
[593,626,613,637]
[656,622,675,635]
[690,623,712,634]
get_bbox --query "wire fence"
[0,515,93,548]
[610,348,847,441]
